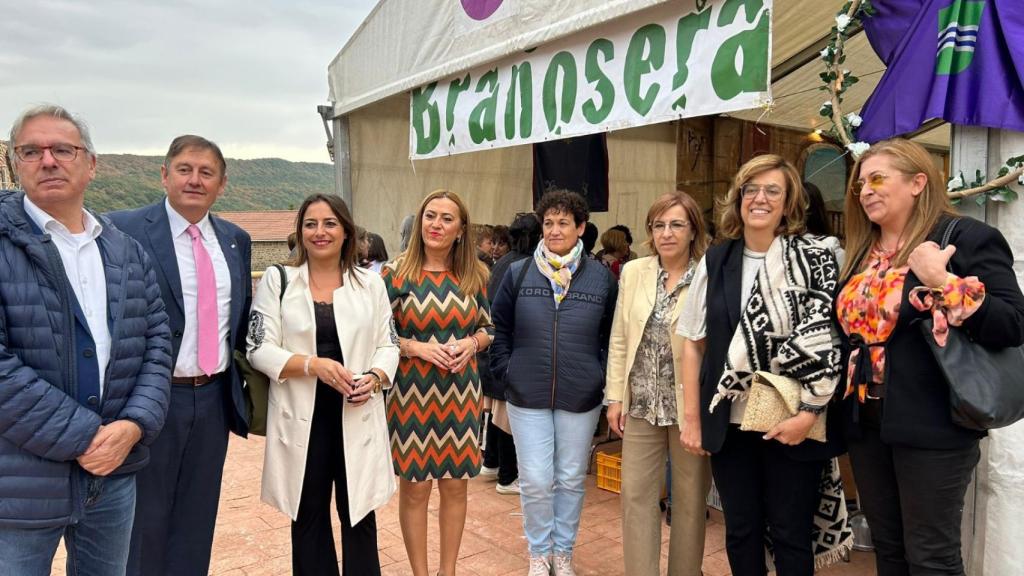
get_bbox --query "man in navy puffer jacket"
[0,105,172,576]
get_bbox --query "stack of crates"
[594,451,622,493]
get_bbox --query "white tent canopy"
[327,0,949,148]
[329,0,672,116]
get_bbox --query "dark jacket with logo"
[490,257,617,413]
[0,191,172,528]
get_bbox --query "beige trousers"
[620,416,711,576]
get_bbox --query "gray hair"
[399,213,415,252]
[8,104,96,167]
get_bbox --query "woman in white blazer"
[247,194,399,576]
[604,191,712,576]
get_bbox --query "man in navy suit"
[108,135,252,576]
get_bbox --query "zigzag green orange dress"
[383,267,493,481]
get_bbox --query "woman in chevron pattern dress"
[383,189,493,576]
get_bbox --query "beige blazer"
[604,256,690,421]
[247,264,399,524]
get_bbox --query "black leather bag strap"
[939,218,960,249]
[272,264,288,303]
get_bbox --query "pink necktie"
[187,224,218,376]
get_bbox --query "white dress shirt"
[23,196,111,397]
[165,199,232,377]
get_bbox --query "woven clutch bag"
[739,371,826,443]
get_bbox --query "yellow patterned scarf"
[533,240,583,305]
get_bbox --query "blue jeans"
[507,403,601,556]
[0,474,136,576]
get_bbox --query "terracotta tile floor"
[53,436,877,575]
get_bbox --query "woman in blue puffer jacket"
[489,189,617,576]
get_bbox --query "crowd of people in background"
[3,102,1021,576]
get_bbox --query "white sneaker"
[479,465,499,479]
[552,553,575,576]
[527,555,551,576]
[496,479,520,495]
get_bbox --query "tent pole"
[334,115,353,208]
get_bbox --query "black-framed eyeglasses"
[649,220,690,234]
[13,144,89,163]
[740,184,784,200]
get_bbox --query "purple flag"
[857,0,1024,143]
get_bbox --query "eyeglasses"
[740,184,784,200]
[13,144,89,163]
[852,173,892,196]
[649,220,690,234]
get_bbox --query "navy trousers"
[128,376,230,576]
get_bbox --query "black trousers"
[848,402,980,576]
[710,427,824,576]
[293,382,380,576]
[482,420,518,485]
[128,377,230,576]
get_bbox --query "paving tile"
[48,435,880,575]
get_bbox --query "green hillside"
[85,154,334,212]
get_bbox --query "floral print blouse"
[836,246,985,402]
[627,264,694,426]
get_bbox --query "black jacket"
[836,216,1024,449]
[701,238,844,460]
[490,257,617,412]
[480,251,530,399]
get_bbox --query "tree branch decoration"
[818,1,872,157]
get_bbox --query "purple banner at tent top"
[857,0,1024,143]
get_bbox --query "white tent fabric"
[328,0,672,116]
[979,424,1024,575]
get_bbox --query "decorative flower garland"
[820,0,1024,203]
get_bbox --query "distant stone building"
[215,210,297,272]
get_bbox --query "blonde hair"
[395,189,489,296]
[644,190,709,263]
[841,138,957,280]
[717,154,807,240]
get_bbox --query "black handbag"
[920,218,1024,430]
[237,264,287,437]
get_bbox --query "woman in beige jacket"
[247,194,399,575]
[604,191,712,576]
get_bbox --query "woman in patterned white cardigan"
[677,155,847,575]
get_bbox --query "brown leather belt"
[171,372,225,386]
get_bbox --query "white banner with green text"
[409,0,771,159]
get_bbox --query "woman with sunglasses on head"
[247,194,398,575]
[836,138,1024,576]
[605,191,711,576]
[677,155,845,575]
[384,189,493,576]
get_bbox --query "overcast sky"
[1,0,378,162]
